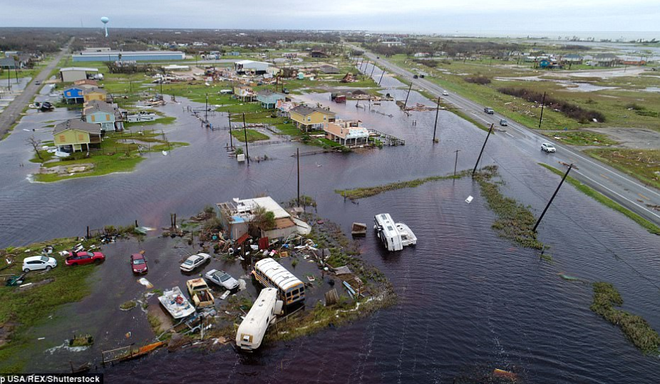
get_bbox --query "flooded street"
[2,89,660,382]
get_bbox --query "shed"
[60,67,99,82]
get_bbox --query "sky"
[1,0,659,37]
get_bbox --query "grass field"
[231,129,269,142]
[584,148,660,190]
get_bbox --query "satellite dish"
[101,17,109,37]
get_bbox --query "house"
[289,105,336,132]
[593,54,618,67]
[562,54,583,64]
[275,99,297,117]
[233,86,256,102]
[53,119,103,153]
[324,120,370,147]
[62,86,85,104]
[234,60,271,75]
[83,87,108,103]
[256,90,286,109]
[59,67,99,82]
[310,50,329,58]
[0,57,17,69]
[318,65,339,74]
[83,100,124,132]
[217,196,311,241]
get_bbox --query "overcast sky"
[1,0,659,37]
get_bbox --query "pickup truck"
[186,278,215,308]
[484,107,494,114]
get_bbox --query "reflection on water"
[1,93,659,382]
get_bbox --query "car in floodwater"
[130,252,148,274]
[180,253,211,272]
[205,269,239,290]
[64,251,105,266]
[541,142,557,153]
[22,255,57,273]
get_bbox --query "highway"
[353,46,660,228]
[0,38,74,139]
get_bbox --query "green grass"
[541,130,618,146]
[539,163,660,235]
[584,148,660,190]
[125,116,176,127]
[591,282,660,354]
[0,237,101,373]
[231,129,269,142]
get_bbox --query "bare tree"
[26,135,43,162]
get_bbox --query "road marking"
[639,193,650,200]
[600,173,610,180]
[505,132,515,138]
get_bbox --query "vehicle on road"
[35,80,42,85]
[442,90,449,96]
[205,269,239,290]
[65,251,105,266]
[413,74,418,79]
[130,252,148,274]
[541,143,556,153]
[22,255,57,273]
[180,253,211,272]
[484,107,494,114]
[186,278,215,308]
[499,119,508,126]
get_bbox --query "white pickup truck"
[186,278,215,308]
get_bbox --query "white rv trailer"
[235,287,283,351]
[374,213,416,251]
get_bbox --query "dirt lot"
[585,127,660,149]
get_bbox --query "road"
[0,37,74,139]
[352,46,660,228]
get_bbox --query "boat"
[101,341,165,366]
[158,286,196,319]
[374,213,416,251]
[351,222,367,237]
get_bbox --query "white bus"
[253,258,305,305]
[235,287,283,351]
[374,213,403,251]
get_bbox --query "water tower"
[101,17,109,37]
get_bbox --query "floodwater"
[2,85,660,382]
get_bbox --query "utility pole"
[432,96,441,143]
[538,92,546,128]
[242,113,250,166]
[369,63,376,79]
[472,124,494,177]
[378,69,385,85]
[453,150,460,177]
[533,164,573,232]
[205,94,208,123]
[227,112,233,149]
[403,82,413,110]
[296,148,300,207]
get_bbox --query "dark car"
[130,253,148,274]
[65,251,105,266]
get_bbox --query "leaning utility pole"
[472,124,494,177]
[369,63,376,78]
[453,150,460,177]
[296,148,300,207]
[242,113,250,166]
[538,92,546,128]
[378,69,386,85]
[432,96,441,143]
[402,82,413,110]
[227,112,233,149]
[205,94,208,123]
[533,164,573,232]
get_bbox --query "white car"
[23,255,57,273]
[442,90,449,96]
[180,253,211,272]
[541,143,556,153]
[205,269,239,290]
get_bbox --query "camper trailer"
[235,288,283,351]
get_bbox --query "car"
[35,80,42,85]
[64,251,105,266]
[22,255,57,273]
[413,74,419,79]
[205,269,239,290]
[180,253,211,272]
[130,252,148,274]
[541,142,556,153]
[499,119,508,126]
[484,107,494,114]
[442,90,449,96]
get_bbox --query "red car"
[65,251,105,266]
[130,253,148,274]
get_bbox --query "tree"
[250,207,276,234]
[26,135,43,162]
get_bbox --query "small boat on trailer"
[158,286,196,319]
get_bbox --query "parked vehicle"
[180,253,211,272]
[253,258,305,306]
[130,253,148,274]
[499,119,508,126]
[205,269,239,290]
[484,107,494,114]
[35,80,42,85]
[22,255,57,273]
[186,278,215,308]
[541,142,556,153]
[64,251,105,266]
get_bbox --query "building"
[83,100,124,132]
[53,119,103,153]
[234,60,271,75]
[73,79,99,87]
[318,65,339,74]
[62,86,85,104]
[83,87,108,103]
[561,54,583,64]
[256,90,286,109]
[324,120,370,147]
[289,105,336,132]
[72,50,185,62]
[59,67,99,82]
[310,51,329,58]
[217,196,311,241]
[0,57,17,69]
[233,86,256,102]
[275,99,297,117]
